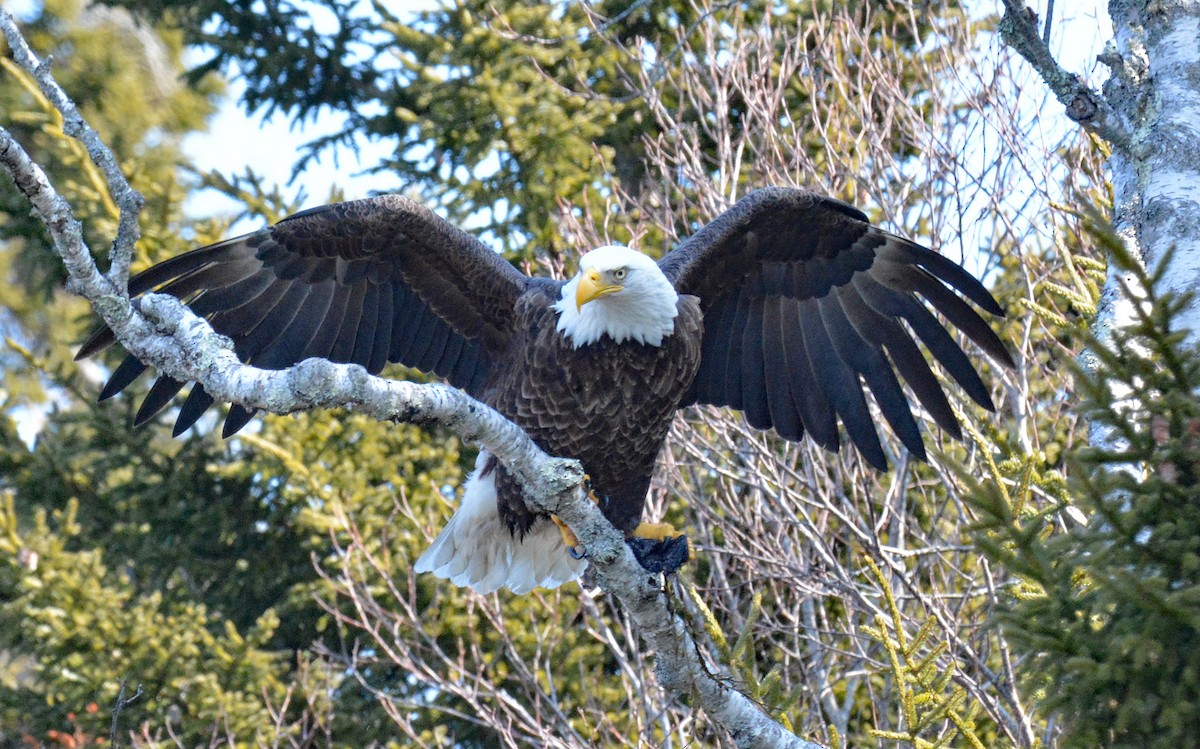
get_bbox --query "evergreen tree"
[0,491,294,746]
[970,223,1200,749]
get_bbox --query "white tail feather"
[414,452,587,594]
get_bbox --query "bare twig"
[109,679,144,748]
[1042,0,1055,46]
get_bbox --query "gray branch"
[997,0,1131,148]
[0,9,822,749]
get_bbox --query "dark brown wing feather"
[79,195,529,435]
[660,187,1013,470]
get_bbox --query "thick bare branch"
[0,8,822,748]
[997,0,1131,148]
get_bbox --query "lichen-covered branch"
[0,6,142,290]
[997,0,1131,148]
[0,9,822,748]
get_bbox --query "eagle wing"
[78,195,529,437]
[658,187,1013,470]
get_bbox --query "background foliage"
[5,1,1188,748]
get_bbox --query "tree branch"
[997,0,1131,149]
[0,9,823,748]
[0,6,142,291]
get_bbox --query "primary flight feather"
[79,187,1013,593]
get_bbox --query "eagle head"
[554,246,680,349]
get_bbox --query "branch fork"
[997,0,1131,148]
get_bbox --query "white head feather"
[553,245,680,349]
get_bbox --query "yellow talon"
[551,514,586,559]
[551,513,579,547]
[631,521,684,541]
[583,474,602,505]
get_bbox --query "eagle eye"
[613,268,628,281]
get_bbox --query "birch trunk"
[1097,1,1200,345]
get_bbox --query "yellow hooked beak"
[576,268,622,309]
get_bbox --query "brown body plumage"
[486,290,704,537]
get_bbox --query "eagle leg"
[626,522,693,575]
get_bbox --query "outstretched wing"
[79,195,529,437]
[659,187,1013,470]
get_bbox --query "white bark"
[1092,3,1200,343]
[0,9,823,749]
[1094,2,1200,469]
[1104,5,1200,335]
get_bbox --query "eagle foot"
[627,522,693,575]
[550,514,586,559]
[550,476,606,559]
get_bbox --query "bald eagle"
[79,188,1012,594]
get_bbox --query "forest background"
[2,1,1197,748]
